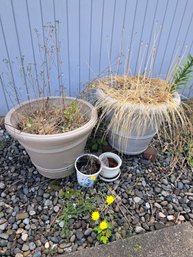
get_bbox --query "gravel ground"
[0,126,193,257]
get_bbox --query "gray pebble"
[170,175,176,183]
[76,230,84,240]
[23,187,29,195]
[0,182,5,190]
[0,233,9,240]
[177,182,184,190]
[0,239,7,247]
[50,236,59,243]
[87,236,93,244]
[84,228,92,236]
[23,218,30,225]
[70,234,76,243]
[8,216,15,224]
[44,199,52,207]
[29,242,36,251]
[161,191,169,197]
[162,179,168,185]
[0,222,7,231]
[91,231,96,239]
[154,187,161,193]
[32,251,41,257]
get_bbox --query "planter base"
[108,130,156,155]
[34,162,74,179]
[99,171,121,182]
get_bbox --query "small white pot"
[75,154,102,187]
[99,152,122,179]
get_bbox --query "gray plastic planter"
[108,126,157,155]
[5,97,97,178]
[96,89,181,155]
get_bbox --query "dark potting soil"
[107,157,118,167]
[102,157,118,168]
[77,156,101,175]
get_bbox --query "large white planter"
[96,89,181,155]
[5,97,98,179]
[75,154,102,187]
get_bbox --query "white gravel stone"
[135,225,145,234]
[178,215,185,221]
[29,210,36,216]
[54,206,60,213]
[159,212,166,218]
[45,242,50,249]
[21,233,28,241]
[167,215,175,221]
[15,253,24,257]
[145,202,150,209]
[134,197,142,204]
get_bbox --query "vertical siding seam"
[167,0,188,77]
[99,0,105,73]
[39,0,51,95]
[53,0,61,94]
[109,0,117,63]
[180,11,193,55]
[0,16,19,104]
[158,0,179,75]
[134,0,149,74]
[127,0,138,74]
[66,0,71,95]
[122,0,128,30]
[116,0,128,74]
[25,0,40,96]
[0,75,9,110]
[188,42,193,97]
[78,0,81,91]
[11,0,30,100]
[183,11,193,98]
[144,0,159,69]
[89,0,93,81]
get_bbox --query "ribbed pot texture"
[5,97,98,178]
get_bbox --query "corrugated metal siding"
[0,0,193,115]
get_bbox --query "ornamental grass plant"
[90,54,193,152]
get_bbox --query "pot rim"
[99,152,122,170]
[96,89,181,110]
[5,96,97,140]
[75,153,102,176]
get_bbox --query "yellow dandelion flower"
[91,211,100,221]
[99,220,108,230]
[90,176,96,181]
[106,195,115,205]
